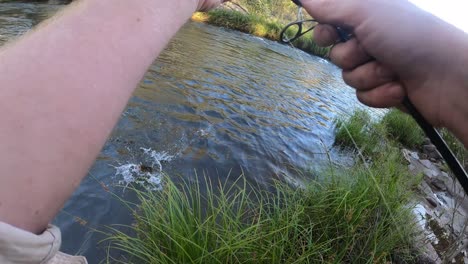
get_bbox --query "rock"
[420,181,435,196]
[423,144,437,153]
[426,196,438,207]
[424,168,440,178]
[421,159,434,169]
[431,178,448,191]
[418,159,443,178]
[402,149,419,162]
[422,144,442,160]
[416,254,438,264]
[423,137,432,145]
[414,232,442,264]
[428,151,442,160]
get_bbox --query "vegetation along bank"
[106,109,467,263]
[191,8,330,58]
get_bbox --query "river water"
[0,2,374,261]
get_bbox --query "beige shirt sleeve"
[0,222,87,264]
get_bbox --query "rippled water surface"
[0,2,371,261]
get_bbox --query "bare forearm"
[0,0,196,233]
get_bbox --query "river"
[0,2,374,261]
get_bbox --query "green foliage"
[381,109,425,149]
[192,9,330,58]
[440,129,467,166]
[106,152,418,263]
[205,9,282,39]
[335,109,432,154]
[334,110,383,156]
[236,0,299,22]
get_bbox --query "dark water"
[0,2,374,261]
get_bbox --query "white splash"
[141,148,174,171]
[113,148,175,191]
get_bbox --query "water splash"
[113,148,174,190]
[141,148,174,171]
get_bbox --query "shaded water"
[0,2,371,261]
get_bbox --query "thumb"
[300,0,364,27]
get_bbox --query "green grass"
[440,129,467,166]
[192,9,330,58]
[106,149,419,263]
[335,109,427,153]
[335,109,466,176]
[334,110,384,156]
[380,110,425,149]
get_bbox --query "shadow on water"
[0,3,375,261]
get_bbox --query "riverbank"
[107,149,420,263]
[335,109,468,263]
[191,9,330,58]
[106,110,467,263]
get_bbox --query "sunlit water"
[0,2,377,261]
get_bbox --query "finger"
[356,82,406,108]
[301,0,364,27]
[342,61,396,91]
[313,24,339,47]
[329,38,371,70]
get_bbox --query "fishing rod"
[280,0,468,195]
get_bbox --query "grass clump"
[334,110,383,156]
[192,9,330,57]
[335,109,429,153]
[380,109,425,149]
[106,150,418,263]
[440,129,467,166]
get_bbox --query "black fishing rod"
[280,0,468,195]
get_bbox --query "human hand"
[197,0,229,12]
[302,0,468,144]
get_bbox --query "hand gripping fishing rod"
[281,0,468,194]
